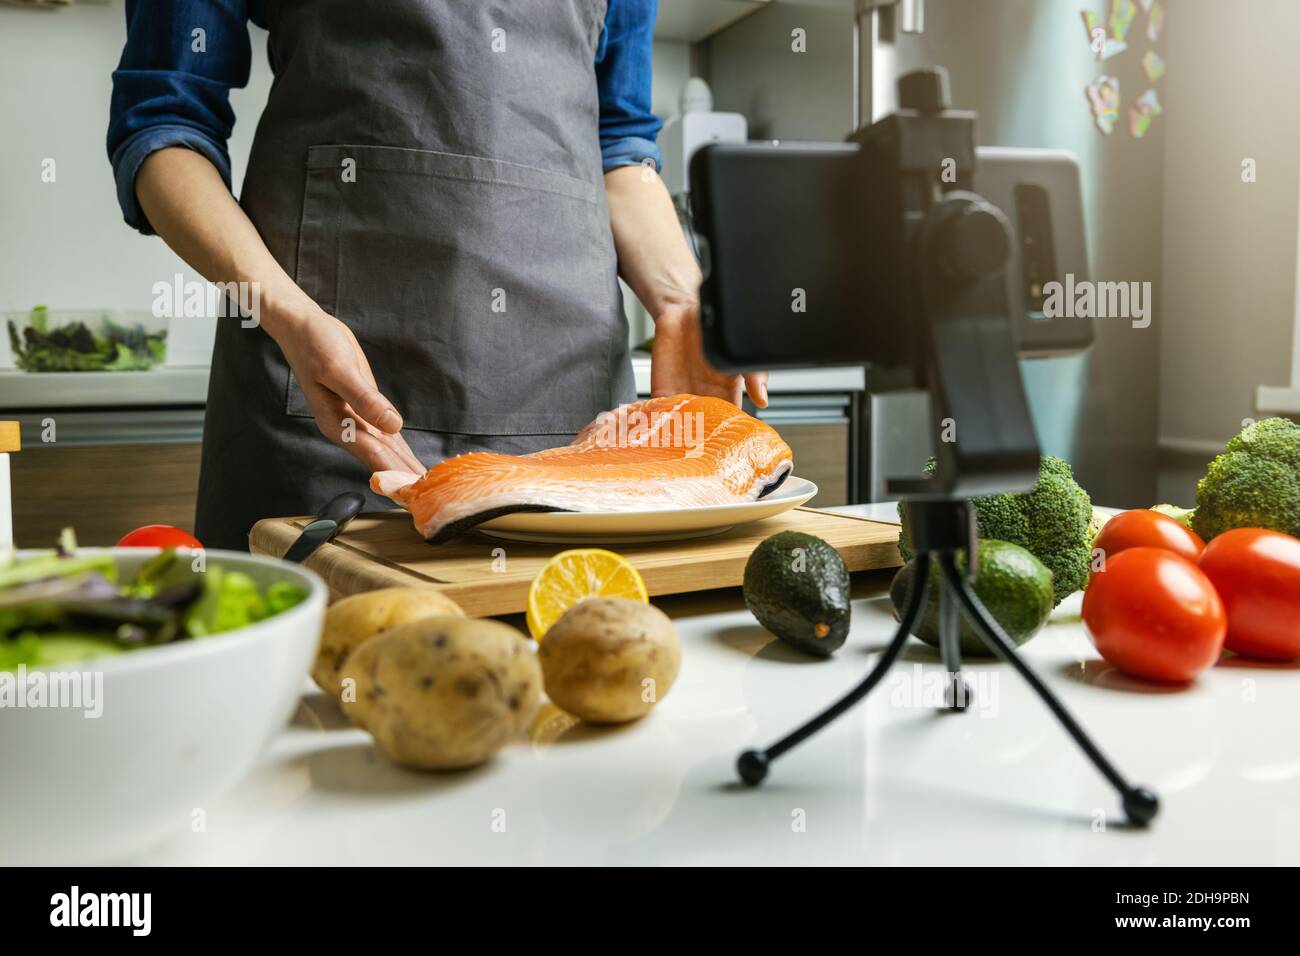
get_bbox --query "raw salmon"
[372,395,794,543]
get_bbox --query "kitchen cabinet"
[5,410,204,547]
[8,411,859,545]
[12,443,203,547]
[750,393,856,508]
[768,422,849,506]
[11,428,852,545]
[3,364,865,547]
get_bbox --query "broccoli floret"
[898,455,1093,607]
[1192,417,1300,541]
[1150,503,1195,529]
[1088,506,1115,539]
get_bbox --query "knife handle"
[281,491,368,564]
[319,491,366,530]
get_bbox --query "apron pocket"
[289,144,625,436]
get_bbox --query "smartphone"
[689,142,1092,372]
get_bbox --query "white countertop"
[630,356,865,395]
[0,358,862,411]
[0,368,210,409]
[127,503,1300,866]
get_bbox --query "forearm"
[609,165,768,407]
[604,165,701,317]
[134,147,314,338]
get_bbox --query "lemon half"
[525,548,648,640]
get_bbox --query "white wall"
[0,2,272,368]
[651,39,692,119]
[1158,0,1300,501]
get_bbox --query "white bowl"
[0,549,326,864]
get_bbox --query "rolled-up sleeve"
[107,0,252,234]
[595,0,663,173]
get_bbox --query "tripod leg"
[936,554,1159,826]
[936,579,971,711]
[737,553,932,786]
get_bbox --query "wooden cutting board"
[250,508,903,616]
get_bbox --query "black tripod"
[736,497,1160,827]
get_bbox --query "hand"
[649,304,768,408]
[268,308,426,475]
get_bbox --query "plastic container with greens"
[5,306,168,372]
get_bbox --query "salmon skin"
[372,394,794,544]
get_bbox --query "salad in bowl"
[0,533,326,864]
[1,531,308,670]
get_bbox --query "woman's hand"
[135,148,425,477]
[268,307,426,475]
[650,305,768,408]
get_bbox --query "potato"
[341,616,541,770]
[313,587,463,697]
[539,598,680,724]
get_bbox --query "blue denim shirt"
[108,0,663,234]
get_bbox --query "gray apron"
[196,0,634,549]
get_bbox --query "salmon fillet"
[372,395,794,543]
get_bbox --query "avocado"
[743,531,851,657]
[888,539,1053,658]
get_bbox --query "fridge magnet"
[1147,1,1165,43]
[1081,8,1099,36]
[1081,10,1102,53]
[1082,8,1127,61]
[1099,36,1127,61]
[1129,88,1163,139]
[1136,88,1162,115]
[1086,75,1121,135]
[1109,0,1137,41]
[1129,108,1151,139]
[1142,50,1166,82]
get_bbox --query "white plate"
[475,476,818,544]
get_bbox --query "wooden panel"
[771,422,849,507]
[251,507,901,616]
[9,443,202,547]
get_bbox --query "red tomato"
[1082,547,1226,682]
[1198,528,1300,661]
[1092,509,1205,565]
[116,525,203,550]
